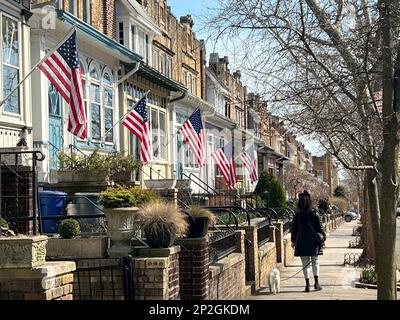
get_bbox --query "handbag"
[306,220,325,255]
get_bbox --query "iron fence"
[283,218,291,235]
[257,219,271,247]
[208,230,237,263]
[74,256,134,300]
[0,150,44,235]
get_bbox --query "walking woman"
[291,190,326,292]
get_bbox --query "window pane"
[2,17,19,66]
[151,109,159,158]
[102,72,112,86]
[159,111,166,159]
[89,67,99,80]
[2,65,19,113]
[91,103,101,140]
[91,84,100,103]
[105,108,113,143]
[104,87,113,106]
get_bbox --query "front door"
[48,85,63,170]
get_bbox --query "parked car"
[344,211,358,222]
[396,207,400,217]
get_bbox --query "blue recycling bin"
[39,191,67,234]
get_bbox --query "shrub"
[269,179,286,207]
[254,171,285,207]
[331,197,348,212]
[190,205,217,225]
[254,171,274,196]
[360,265,377,285]
[58,219,80,239]
[318,198,330,213]
[0,217,8,229]
[140,200,188,236]
[99,187,158,209]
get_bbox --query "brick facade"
[178,237,209,300]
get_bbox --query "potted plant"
[58,150,109,183]
[99,187,157,257]
[140,200,188,248]
[107,153,141,184]
[186,205,216,238]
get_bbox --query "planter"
[144,179,177,190]
[187,217,210,238]
[144,226,176,248]
[175,179,191,190]
[46,235,109,259]
[56,170,109,184]
[103,207,140,257]
[0,236,48,268]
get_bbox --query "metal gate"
[73,256,135,300]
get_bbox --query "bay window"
[77,61,115,145]
[1,15,20,114]
[126,84,167,161]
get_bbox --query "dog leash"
[279,260,312,281]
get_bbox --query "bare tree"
[204,0,398,299]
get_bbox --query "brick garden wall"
[258,242,277,288]
[283,234,295,266]
[0,261,75,300]
[208,253,246,300]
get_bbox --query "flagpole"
[0,27,76,108]
[101,90,151,141]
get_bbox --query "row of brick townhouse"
[0,0,319,194]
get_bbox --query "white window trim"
[126,94,167,163]
[0,13,23,119]
[78,60,116,145]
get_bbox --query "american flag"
[212,141,237,190]
[38,30,87,139]
[240,150,258,183]
[122,96,152,163]
[180,108,206,167]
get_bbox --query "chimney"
[179,15,194,28]
[233,70,241,80]
[209,53,219,72]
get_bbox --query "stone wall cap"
[134,245,181,257]
[0,235,48,242]
[209,252,243,278]
[0,261,76,279]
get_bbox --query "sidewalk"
[249,221,378,300]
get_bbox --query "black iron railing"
[208,229,237,263]
[74,256,135,300]
[257,218,271,247]
[283,218,291,234]
[0,150,45,235]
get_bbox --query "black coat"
[291,209,326,257]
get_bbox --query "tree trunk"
[376,0,399,300]
[366,170,381,254]
[362,177,376,259]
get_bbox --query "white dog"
[268,268,281,295]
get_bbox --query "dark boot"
[314,276,322,291]
[305,278,310,292]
